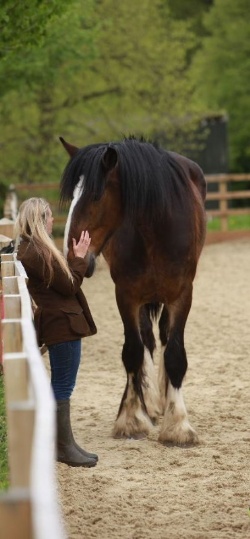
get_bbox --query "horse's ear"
[102,147,118,171]
[59,137,79,157]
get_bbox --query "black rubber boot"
[74,440,98,461]
[56,400,98,467]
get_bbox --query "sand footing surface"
[44,238,250,539]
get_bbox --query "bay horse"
[60,136,207,445]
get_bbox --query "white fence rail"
[0,252,66,539]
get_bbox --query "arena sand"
[44,238,250,539]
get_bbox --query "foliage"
[0,0,205,189]
[0,0,70,95]
[0,0,97,185]
[0,0,249,197]
[190,0,250,171]
[0,1,70,56]
[168,0,213,36]
[0,373,8,490]
[82,0,200,145]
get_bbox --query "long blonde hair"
[14,197,73,284]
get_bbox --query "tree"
[191,0,250,171]
[0,0,203,190]
[168,0,213,35]
[0,0,70,95]
[70,0,202,149]
[0,0,70,58]
[0,0,97,186]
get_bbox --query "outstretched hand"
[72,231,91,259]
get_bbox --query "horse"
[59,135,207,445]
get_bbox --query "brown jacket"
[17,239,97,346]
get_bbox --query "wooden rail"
[0,253,66,539]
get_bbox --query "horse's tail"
[144,302,162,321]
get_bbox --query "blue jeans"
[48,340,81,400]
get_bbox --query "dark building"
[185,114,229,210]
[189,114,229,175]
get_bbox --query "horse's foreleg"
[113,295,153,439]
[113,330,153,439]
[158,286,199,446]
[158,306,170,413]
[139,306,161,423]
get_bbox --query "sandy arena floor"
[45,238,250,539]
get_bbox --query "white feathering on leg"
[142,347,161,421]
[159,382,198,445]
[113,373,152,439]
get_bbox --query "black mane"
[60,136,193,223]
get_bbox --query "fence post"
[0,218,15,240]
[0,287,3,372]
[3,184,18,221]
[219,179,228,232]
[0,491,32,539]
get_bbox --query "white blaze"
[63,177,84,257]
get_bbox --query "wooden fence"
[205,173,250,232]
[5,173,249,234]
[0,248,66,539]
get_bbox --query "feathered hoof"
[112,413,152,440]
[158,423,199,446]
[113,429,148,440]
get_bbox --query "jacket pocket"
[61,307,89,336]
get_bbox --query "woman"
[15,197,98,467]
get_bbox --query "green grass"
[207,214,250,232]
[0,373,9,491]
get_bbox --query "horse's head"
[60,138,123,264]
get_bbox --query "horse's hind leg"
[158,285,198,445]
[113,295,154,439]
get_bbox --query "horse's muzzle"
[85,252,96,278]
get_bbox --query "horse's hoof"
[160,439,199,448]
[113,431,147,440]
[158,427,199,446]
[129,432,147,440]
[113,432,126,440]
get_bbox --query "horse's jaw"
[87,225,122,268]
